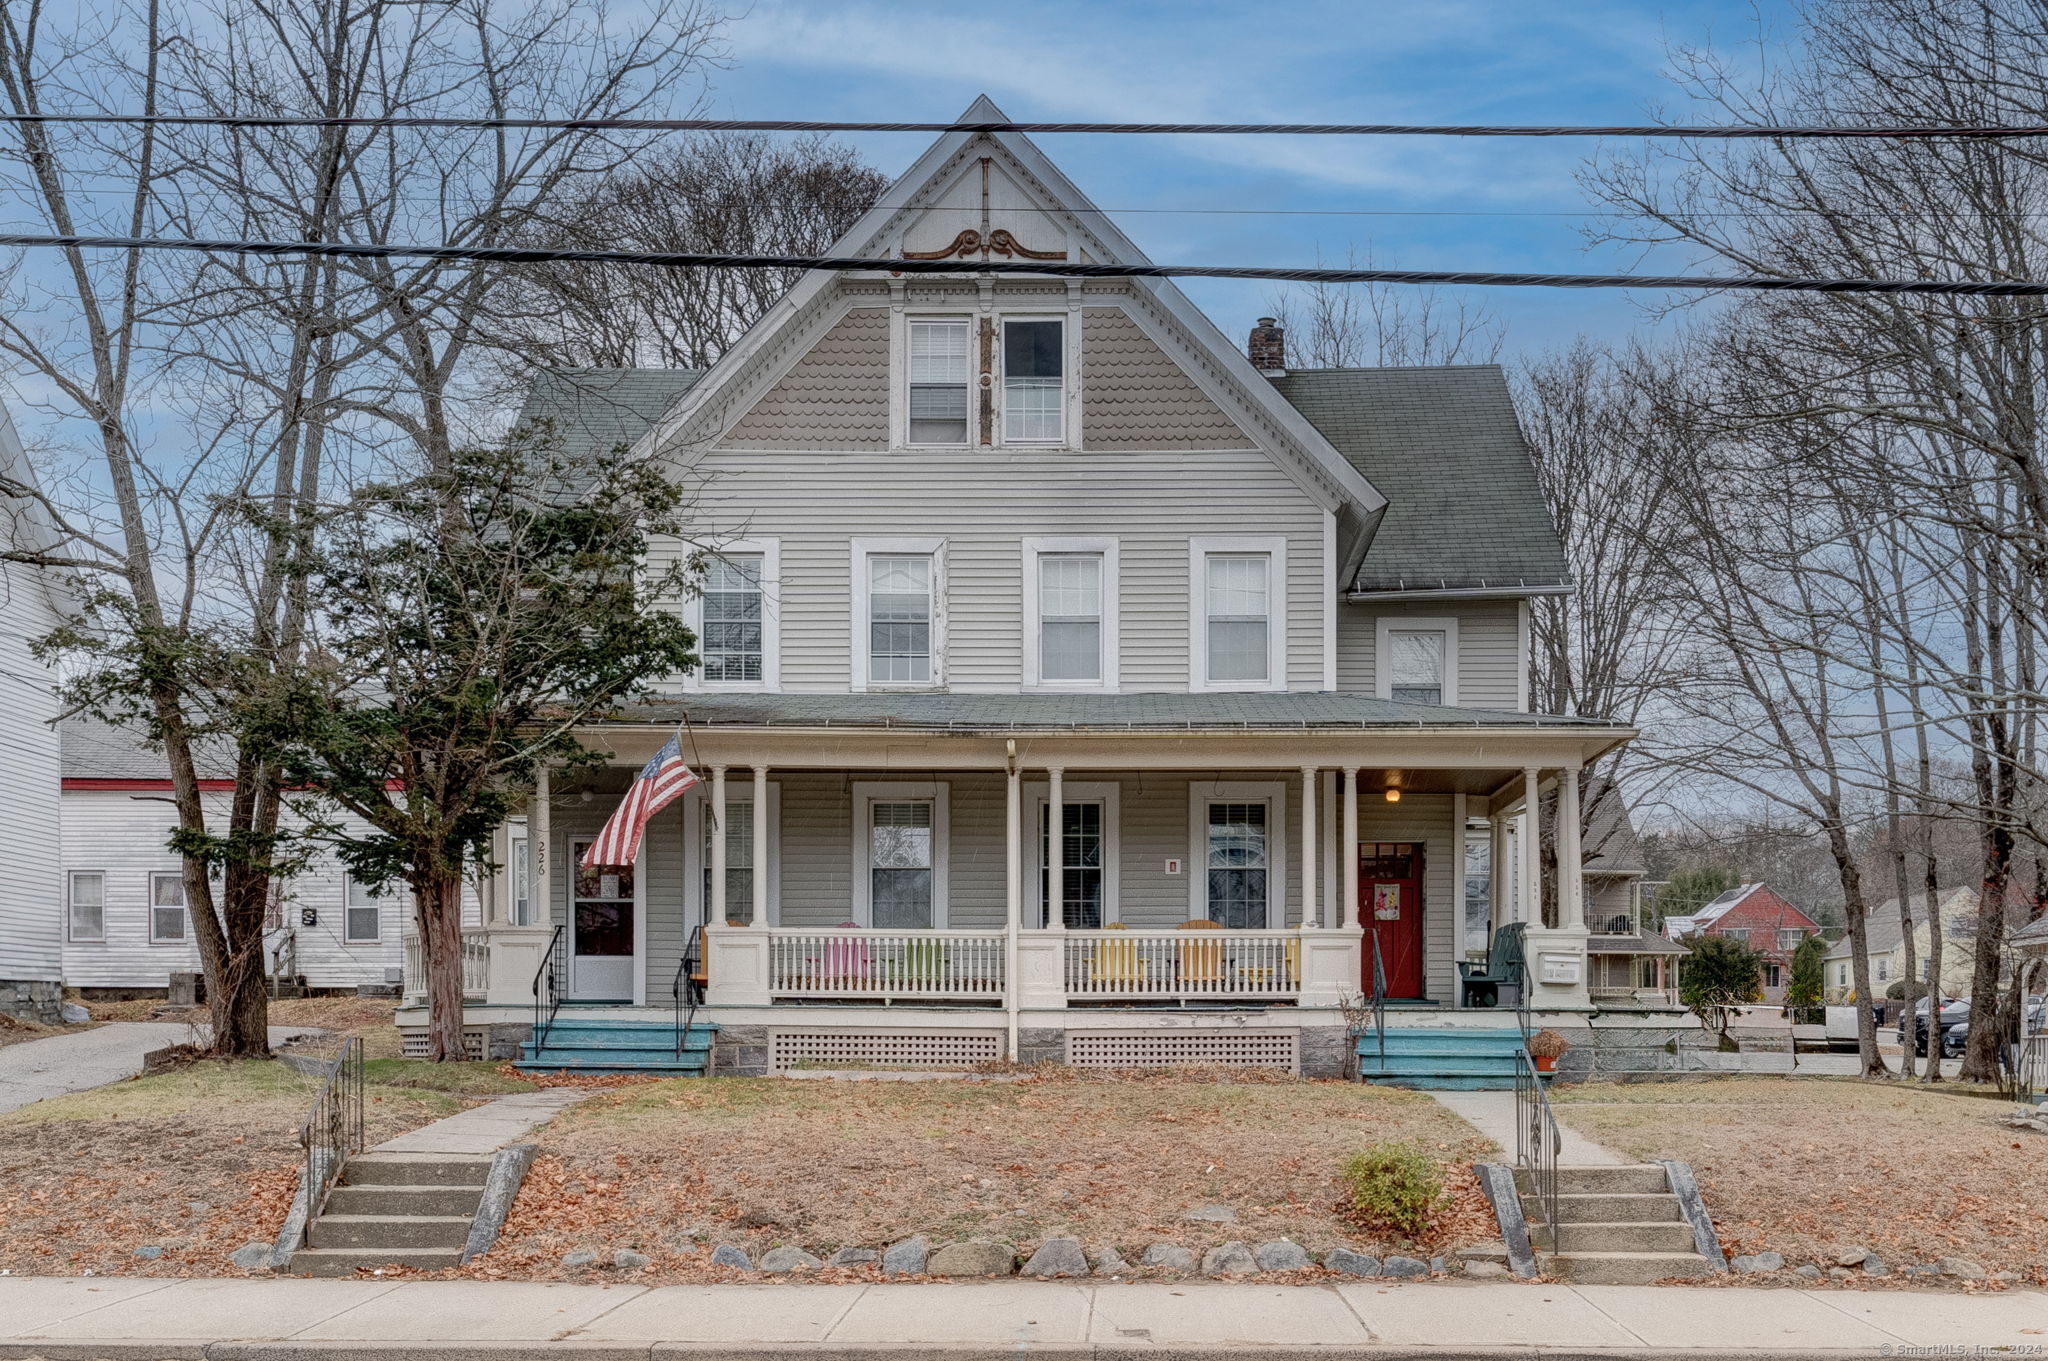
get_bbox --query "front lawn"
[1553,1078,2048,1285]
[0,1057,487,1277]
[479,1070,1495,1280]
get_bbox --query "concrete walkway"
[1,1276,2043,1356]
[372,1087,587,1154]
[1428,1088,1626,1165]
[0,1022,320,1114]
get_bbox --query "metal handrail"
[673,926,705,1060]
[296,1036,365,1247]
[531,922,566,1049]
[1513,1047,1561,1257]
[1368,932,1387,1071]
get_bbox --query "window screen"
[68,871,104,942]
[869,555,933,684]
[909,320,970,443]
[1388,630,1445,704]
[702,554,763,682]
[870,801,934,928]
[1003,319,1063,442]
[150,872,188,942]
[1206,802,1269,928]
[1205,554,1271,683]
[1038,553,1102,682]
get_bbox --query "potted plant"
[1527,1028,1570,1074]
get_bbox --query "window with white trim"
[1876,956,1890,982]
[1205,554,1272,684]
[150,872,188,943]
[702,799,754,925]
[1205,803,1269,929]
[868,553,934,685]
[1040,553,1102,682]
[870,801,935,928]
[68,870,104,942]
[508,826,534,926]
[1002,318,1064,443]
[1040,802,1104,928]
[1777,927,1805,952]
[1388,630,1447,704]
[344,876,389,944]
[908,319,970,444]
[700,554,764,683]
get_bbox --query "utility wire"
[2,232,2045,296]
[5,113,2048,139]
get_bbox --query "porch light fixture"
[1384,788,1401,803]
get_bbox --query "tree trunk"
[1825,819,1887,1078]
[416,871,468,1062]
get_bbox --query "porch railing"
[1061,928,1302,1001]
[767,927,1007,999]
[401,930,492,1001]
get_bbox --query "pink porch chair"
[821,922,871,987]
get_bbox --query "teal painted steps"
[1357,1027,1526,1090]
[516,1019,718,1076]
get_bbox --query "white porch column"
[710,764,729,926]
[1559,766,1585,931]
[1046,766,1065,931]
[1005,759,1022,1058]
[1489,815,1510,931]
[1521,767,1542,927]
[533,764,551,922]
[752,765,770,927]
[1451,792,1469,948]
[1341,767,1359,929]
[1299,766,1317,931]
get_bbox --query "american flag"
[580,735,699,869]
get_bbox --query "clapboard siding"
[57,790,467,991]
[0,566,61,986]
[653,452,1325,692]
[1335,597,1524,710]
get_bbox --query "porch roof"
[605,691,1631,735]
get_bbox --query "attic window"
[908,319,970,444]
[1002,318,1064,443]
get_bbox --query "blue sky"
[703,0,1801,362]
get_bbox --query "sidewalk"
[2,1276,2043,1357]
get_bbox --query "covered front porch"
[398,693,1641,1073]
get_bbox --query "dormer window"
[1002,318,1064,443]
[908,319,970,445]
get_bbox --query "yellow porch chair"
[1088,922,1145,989]
[1176,919,1227,988]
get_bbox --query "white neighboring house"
[58,717,452,995]
[0,404,65,1023]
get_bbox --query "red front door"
[1360,843,1426,999]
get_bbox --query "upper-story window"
[869,553,934,685]
[1190,537,1287,693]
[1002,318,1064,443]
[1024,538,1118,689]
[1375,617,1460,707]
[701,554,764,682]
[908,319,970,445]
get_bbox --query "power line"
[3,232,2045,296]
[6,113,2048,139]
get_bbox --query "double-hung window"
[701,555,764,683]
[1205,803,1269,929]
[343,877,387,944]
[870,801,935,928]
[702,800,754,925]
[1376,618,1459,706]
[867,553,934,685]
[1205,554,1272,685]
[1777,927,1805,952]
[1002,318,1064,443]
[1040,553,1101,682]
[68,870,105,942]
[908,319,970,444]
[1040,802,1104,929]
[150,872,188,943]
[508,827,535,927]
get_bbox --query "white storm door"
[570,838,637,999]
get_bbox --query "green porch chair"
[1459,921,1526,1008]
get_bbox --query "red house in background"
[1663,883,1823,1002]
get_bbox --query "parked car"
[1939,994,2047,1058]
[1898,997,1968,1056]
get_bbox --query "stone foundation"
[1298,1024,1352,1079]
[0,978,63,1025]
[713,1024,770,1076]
[1015,1026,1063,1067]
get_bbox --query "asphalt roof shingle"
[515,368,703,461]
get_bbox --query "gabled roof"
[516,369,704,460]
[1822,887,1980,960]
[61,716,237,781]
[1271,367,1568,595]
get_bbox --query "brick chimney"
[1248,316,1286,374]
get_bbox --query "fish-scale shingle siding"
[722,309,890,449]
[1081,309,1253,450]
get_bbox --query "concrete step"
[289,1247,465,1277]
[1358,1029,1526,1054]
[341,1154,493,1188]
[1546,1192,1683,1224]
[1531,1220,1700,1253]
[324,1183,487,1217]
[1539,1250,1717,1285]
[1358,1074,1516,1091]
[1358,1056,1520,1075]
[1516,1165,1672,1196]
[307,1213,473,1250]
[533,1022,718,1040]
